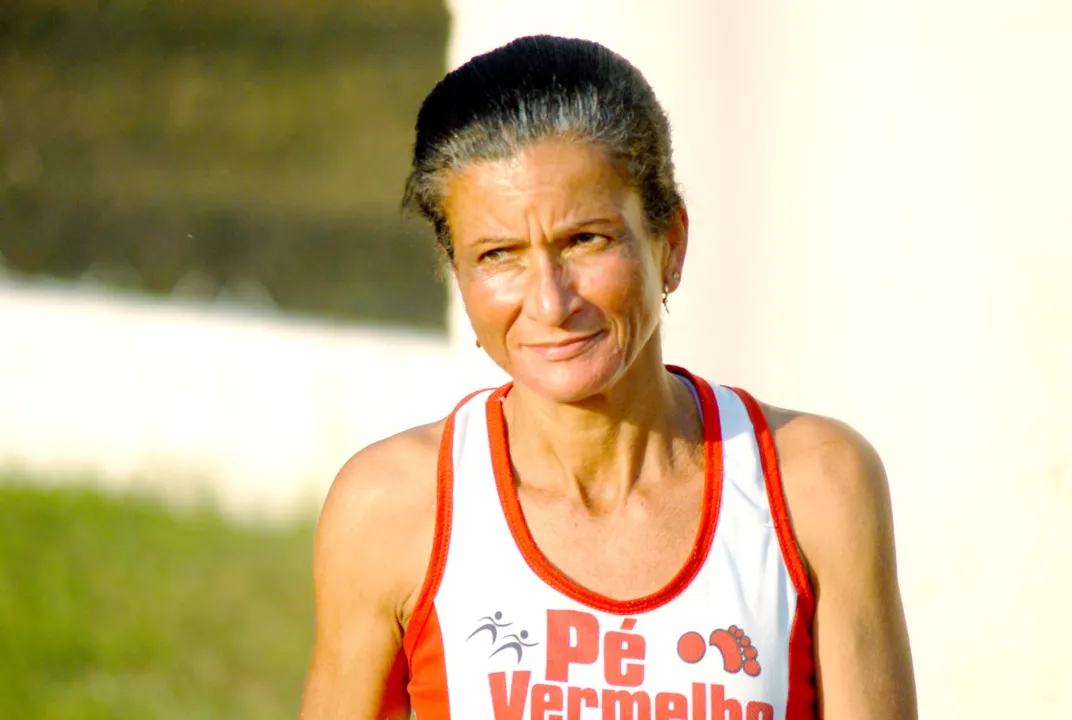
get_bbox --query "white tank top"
[404,367,817,720]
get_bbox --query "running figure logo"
[467,611,539,665]
[467,611,512,644]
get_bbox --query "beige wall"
[0,279,460,518]
[445,1,1072,717]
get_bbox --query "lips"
[524,330,605,361]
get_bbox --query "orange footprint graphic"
[709,625,761,677]
[677,630,707,664]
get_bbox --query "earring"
[662,271,680,313]
[475,339,481,349]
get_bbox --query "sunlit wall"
[0,280,458,518]
[445,1,1072,717]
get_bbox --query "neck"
[502,345,704,512]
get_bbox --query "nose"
[523,253,577,326]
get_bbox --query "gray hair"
[402,35,683,262]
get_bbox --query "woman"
[300,35,916,719]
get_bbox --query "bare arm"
[777,412,917,719]
[300,426,440,720]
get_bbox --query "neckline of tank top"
[482,365,724,615]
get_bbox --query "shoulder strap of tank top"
[403,387,493,660]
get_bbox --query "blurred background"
[2,0,1070,718]
[1,0,452,717]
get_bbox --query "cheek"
[460,272,522,335]
[577,251,658,322]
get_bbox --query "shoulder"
[313,419,446,625]
[754,400,895,586]
[321,420,444,523]
[747,396,918,715]
[761,401,887,507]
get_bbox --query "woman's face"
[444,138,687,403]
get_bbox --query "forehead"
[442,139,642,236]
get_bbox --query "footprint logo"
[676,624,762,677]
[710,625,761,677]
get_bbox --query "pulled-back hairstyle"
[402,35,683,261]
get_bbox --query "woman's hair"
[403,34,683,261]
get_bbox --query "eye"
[477,247,510,264]
[570,232,612,250]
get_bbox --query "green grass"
[0,479,317,719]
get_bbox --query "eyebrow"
[472,218,620,247]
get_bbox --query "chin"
[510,353,624,405]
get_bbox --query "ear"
[663,204,689,292]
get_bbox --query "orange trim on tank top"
[403,388,489,661]
[731,387,818,718]
[484,365,724,615]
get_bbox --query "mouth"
[524,330,606,361]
